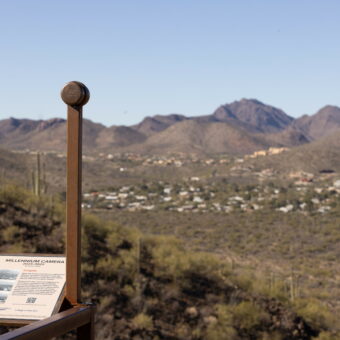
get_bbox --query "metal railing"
[0,305,95,340]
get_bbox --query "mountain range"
[0,99,339,155]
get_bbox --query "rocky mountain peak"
[212,98,293,133]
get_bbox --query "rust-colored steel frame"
[0,82,94,340]
[66,103,83,305]
[0,305,95,340]
[63,80,89,306]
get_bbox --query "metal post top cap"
[61,81,90,106]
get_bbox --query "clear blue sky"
[0,0,339,126]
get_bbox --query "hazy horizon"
[0,97,337,128]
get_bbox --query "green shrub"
[82,214,111,267]
[132,313,153,330]
[206,324,238,340]
[143,235,188,281]
[232,301,269,330]
[206,304,238,340]
[313,331,340,340]
[0,184,30,205]
[294,299,335,329]
[259,331,283,340]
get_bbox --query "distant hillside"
[292,105,340,140]
[0,118,144,153]
[0,117,67,150]
[248,128,340,174]
[129,120,273,155]
[0,148,30,184]
[132,114,187,136]
[96,125,147,149]
[263,125,311,148]
[0,99,339,155]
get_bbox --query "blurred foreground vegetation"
[0,185,339,339]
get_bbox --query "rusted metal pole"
[61,81,90,305]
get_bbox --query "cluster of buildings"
[96,152,231,167]
[82,177,340,215]
[245,147,289,159]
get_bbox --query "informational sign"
[0,255,66,321]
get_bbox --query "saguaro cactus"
[32,152,48,196]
